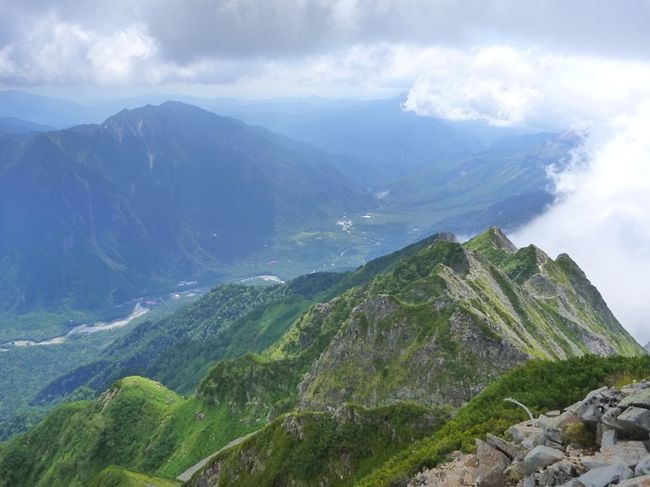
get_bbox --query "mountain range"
[0,101,370,315]
[0,227,643,486]
[0,95,575,328]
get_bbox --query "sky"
[1,0,650,342]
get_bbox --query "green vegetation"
[0,292,199,441]
[88,466,180,487]
[186,402,449,487]
[0,228,644,486]
[0,376,267,486]
[355,355,650,486]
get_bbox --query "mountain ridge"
[0,227,642,487]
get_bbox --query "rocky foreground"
[411,381,650,487]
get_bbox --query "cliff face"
[266,228,642,412]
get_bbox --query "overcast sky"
[2,0,650,343]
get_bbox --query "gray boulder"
[620,389,650,409]
[475,439,510,487]
[485,433,523,460]
[524,445,565,475]
[600,428,618,450]
[618,474,650,486]
[576,463,633,487]
[635,456,650,476]
[618,407,650,436]
[583,441,650,470]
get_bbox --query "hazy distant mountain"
[0,90,367,129]
[0,117,55,135]
[0,101,371,312]
[226,96,540,185]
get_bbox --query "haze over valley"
[1,2,649,486]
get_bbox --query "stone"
[600,428,618,451]
[620,389,650,409]
[521,432,546,450]
[485,433,523,460]
[576,463,633,487]
[539,410,578,431]
[618,474,650,486]
[618,407,650,436]
[601,407,627,432]
[507,421,543,443]
[475,439,510,487]
[635,456,650,476]
[522,475,535,487]
[582,441,650,470]
[537,459,579,486]
[560,480,582,487]
[523,445,565,475]
[581,405,602,425]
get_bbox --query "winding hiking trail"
[176,431,257,482]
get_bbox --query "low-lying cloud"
[404,45,650,343]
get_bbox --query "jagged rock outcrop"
[411,381,650,486]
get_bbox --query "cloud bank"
[1,0,650,86]
[402,45,650,342]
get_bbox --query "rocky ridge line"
[411,381,650,487]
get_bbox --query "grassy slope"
[186,403,449,487]
[0,376,271,487]
[356,355,650,486]
[88,466,180,487]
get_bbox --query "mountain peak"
[465,226,517,255]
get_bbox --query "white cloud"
[405,45,650,343]
[404,46,650,130]
[512,103,650,343]
[0,15,156,84]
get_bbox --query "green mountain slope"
[33,233,449,411]
[184,403,448,487]
[0,228,642,486]
[88,466,180,487]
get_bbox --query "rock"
[635,456,650,476]
[523,445,565,475]
[620,389,650,409]
[485,433,523,460]
[601,407,627,433]
[600,428,617,451]
[618,474,650,486]
[507,421,543,443]
[583,441,650,469]
[475,439,510,487]
[522,475,535,487]
[618,407,650,436]
[536,459,579,486]
[581,405,602,425]
[576,463,633,487]
[521,432,546,450]
[566,388,609,418]
[560,480,582,487]
[539,410,578,431]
